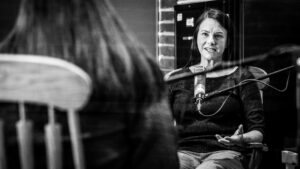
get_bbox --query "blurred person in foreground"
[0,0,179,169]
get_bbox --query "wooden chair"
[248,66,270,103]
[245,66,269,169]
[0,54,92,169]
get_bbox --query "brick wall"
[157,0,177,74]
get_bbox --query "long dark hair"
[185,8,234,67]
[0,0,165,112]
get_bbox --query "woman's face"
[197,18,227,63]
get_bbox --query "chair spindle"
[45,105,62,169]
[16,102,34,169]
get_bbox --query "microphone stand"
[296,57,300,162]
[166,44,300,99]
[205,65,295,99]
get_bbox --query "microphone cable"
[198,92,232,117]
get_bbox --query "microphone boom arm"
[205,65,295,99]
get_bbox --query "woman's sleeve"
[129,97,179,169]
[239,68,265,135]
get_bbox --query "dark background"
[244,0,300,168]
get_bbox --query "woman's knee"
[178,152,200,169]
[196,159,243,169]
[196,160,224,169]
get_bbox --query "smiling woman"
[166,8,265,169]
[197,18,227,68]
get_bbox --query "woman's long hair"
[0,0,165,113]
[185,8,234,68]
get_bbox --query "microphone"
[193,65,206,112]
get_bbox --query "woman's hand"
[215,124,245,147]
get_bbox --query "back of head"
[0,0,165,113]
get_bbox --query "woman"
[167,8,264,169]
[0,0,179,169]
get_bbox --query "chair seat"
[248,66,270,91]
[247,142,268,152]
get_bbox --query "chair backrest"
[248,66,269,103]
[247,66,269,169]
[0,54,92,169]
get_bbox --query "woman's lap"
[178,150,244,169]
